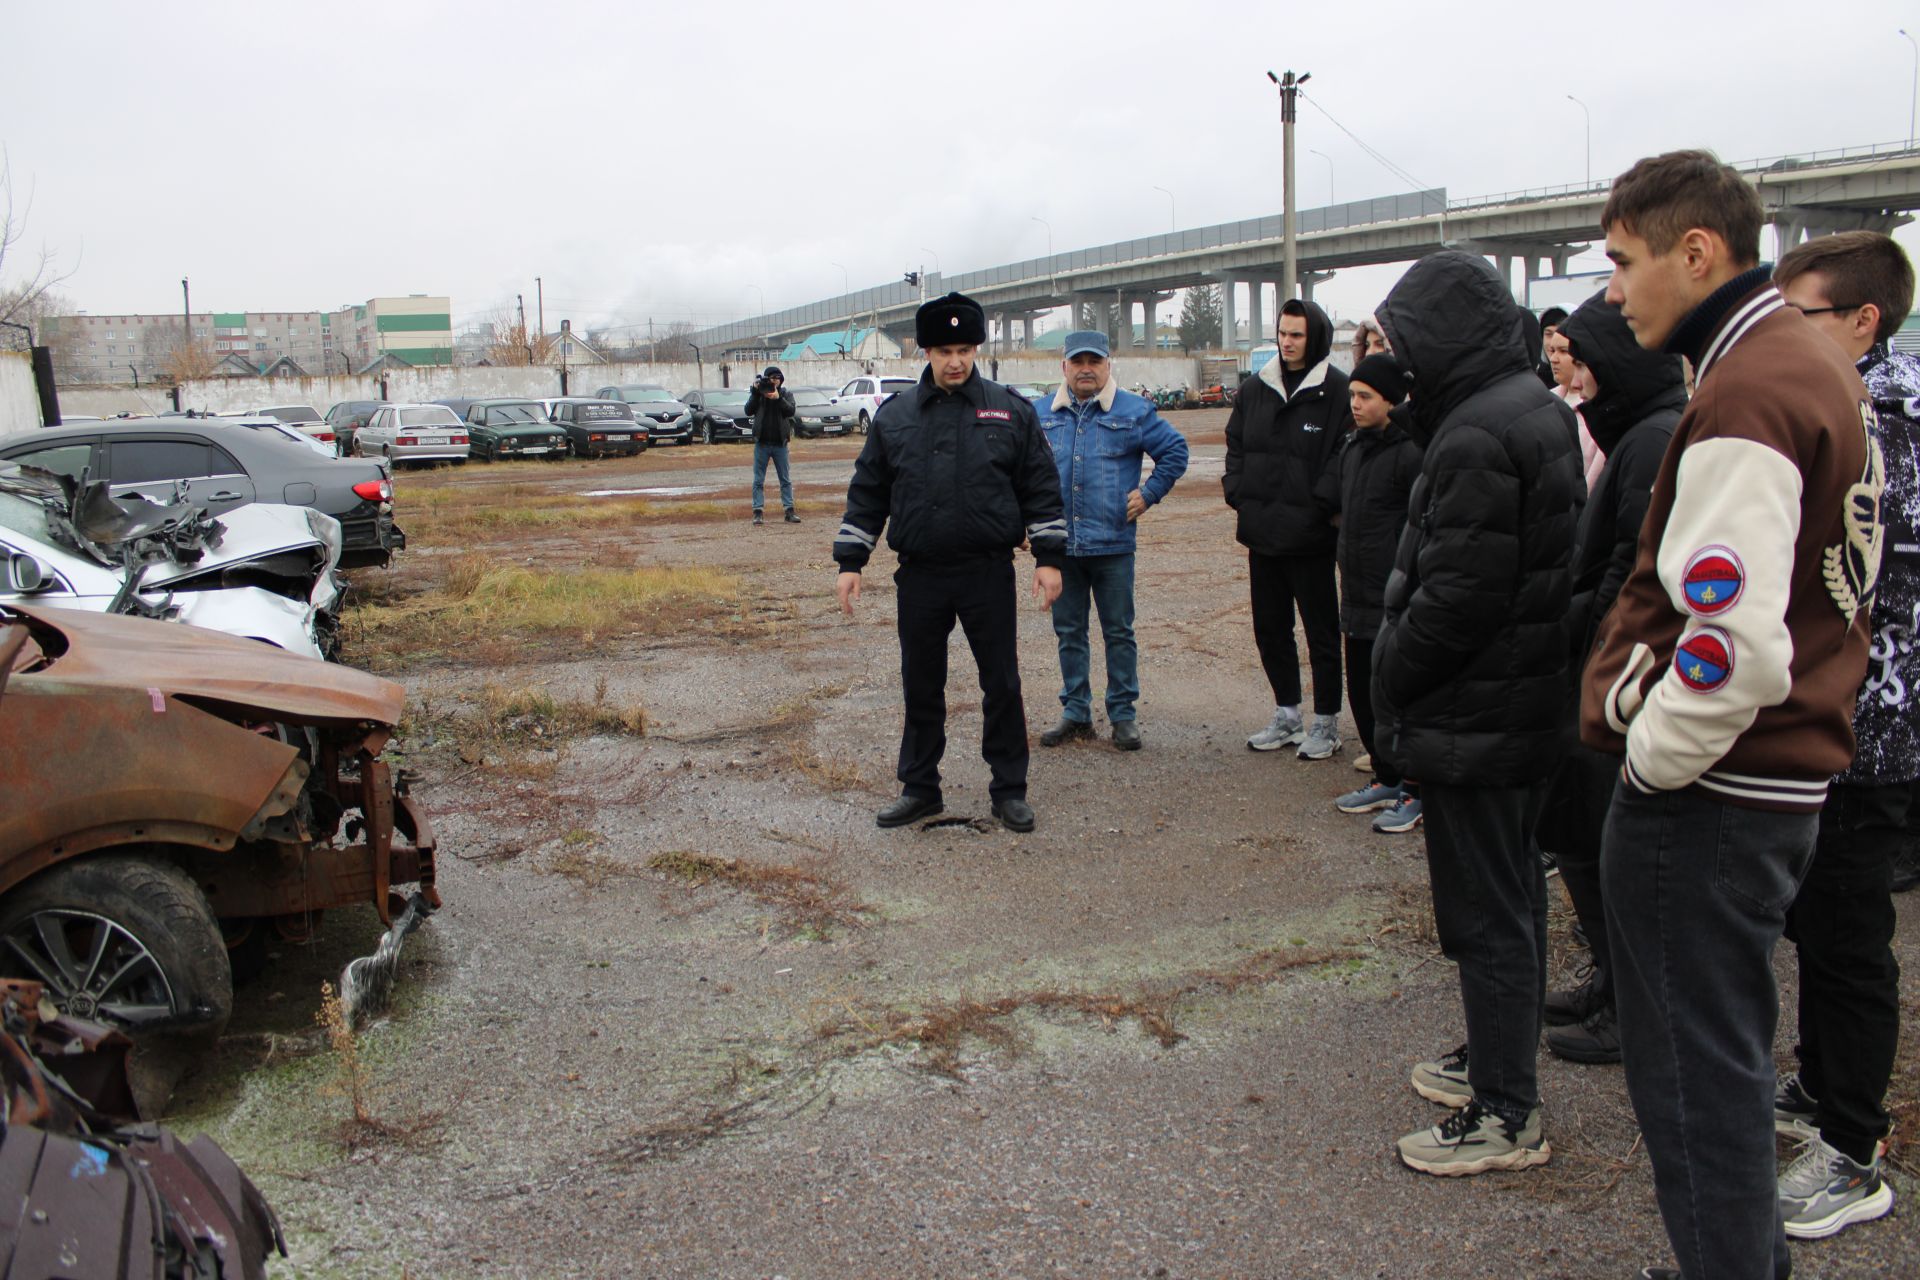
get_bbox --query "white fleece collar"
[1259,353,1330,401]
[1051,376,1118,413]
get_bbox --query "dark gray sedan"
[0,418,404,567]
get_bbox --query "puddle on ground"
[581,485,721,497]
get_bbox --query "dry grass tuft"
[645,850,872,936]
[401,483,739,542]
[402,681,648,764]
[315,980,444,1152]
[349,557,738,665]
[786,743,870,793]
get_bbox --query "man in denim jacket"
[1032,331,1190,750]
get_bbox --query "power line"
[1299,90,1433,195]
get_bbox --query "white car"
[242,404,336,450]
[222,415,338,459]
[354,403,470,467]
[835,375,916,433]
[0,464,344,660]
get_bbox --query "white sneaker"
[1778,1137,1894,1239]
[1247,707,1304,752]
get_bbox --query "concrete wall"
[74,353,1211,417]
[0,352,44,436]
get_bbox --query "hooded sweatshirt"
[1579,267,1881,810]
[1369,251,1583,784]
[1221,299,1352,556]
[1557,290,1688,663]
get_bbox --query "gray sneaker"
[1246,707,1304,752]
[1397,1101,1550,1176]
[1411,1043,1471,1107]
[1297,714,1343,760]
[1778,1137,1894,1239]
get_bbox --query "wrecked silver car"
[0,604,439,1039]
[0,463,343,661]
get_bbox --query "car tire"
[488,441,502,462]
[859,411,871,433]
[703,423,715,446]
[0,854,233,1037]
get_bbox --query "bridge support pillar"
[1247,280,1266,351]
[1216,275,1240,352]
[1299,271,1336,304]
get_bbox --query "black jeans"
[1602,782,1814,1280]
[1342,634,1399,787]
[1421,781,1548,1119]
[894,557,1028,804]
[1785,780,1909,1165]
[1541,742,1620,1002]
[1247,551,1341,715]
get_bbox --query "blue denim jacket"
[1034,383,1190,556]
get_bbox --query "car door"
[104,436,256,514]
[0,439,101,486]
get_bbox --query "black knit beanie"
[1350,352,1410,405]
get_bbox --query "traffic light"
[904,271,921,287]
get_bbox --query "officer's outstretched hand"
[1033,566,1062,609]
[837,571,862,617]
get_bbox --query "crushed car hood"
[5,604,400,726]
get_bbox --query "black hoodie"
[1369,252,1584,785]
[1557,290,1687,662]
[1221,299,1353,556]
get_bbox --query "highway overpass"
[691,140,1920,356]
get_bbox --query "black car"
[550,399,648,458]
[0,419,404,568]
[323,400,384,457]
[680,389,755,444]
[594,385,694,445]
[790,388,853,439]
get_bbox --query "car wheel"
[859,410,871,433]
[0,854,232,1036]
[350,437,364,458]
[703,423,715,446]
[488,441,502,462]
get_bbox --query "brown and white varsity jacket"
[1579,278,1885,812]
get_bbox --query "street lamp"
[746,284,765,315]
[1151,186,1176,232]
[1567,95,1592,185]
[919,246,941,276]
[1031,216,1053,258]
[1309,150,1334,206]
[829,260,849,295]
[1902,29,1919,148]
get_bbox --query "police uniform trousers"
[893,554,1028,803]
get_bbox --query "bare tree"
[0,149,75,344]
[645,320,698,363]
[484,318,555,367]
[141,319,216,382]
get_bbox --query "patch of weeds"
[664,681,850,746]
[402,680,647,766]
[787,742,872,793]
[645,850,873,937]
[561,827,596,846]
[599,1099,757,1169]
[548,848,647,889]
[314,981,444,1153]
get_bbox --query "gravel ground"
[166,412,1918,1279]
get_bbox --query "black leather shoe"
[1544,973,1605,1027]
[1111,721,1141,751]
[991,797,1036,832]
[1547,1004,1621,1064]
[783,509,801,524]
[1039,716,1094,747]
[876,794,942,828]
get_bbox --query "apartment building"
[326,295,454,372]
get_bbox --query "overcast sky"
[7,0,1920,338]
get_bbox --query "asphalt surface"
[168,414,1918,1279]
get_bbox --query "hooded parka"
[1333,418,1422,638]
[1370,252,1584,785]
[1557,291,1687,662]
[1221,300,1352,555]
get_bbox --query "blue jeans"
[752,443,792,512]
[1601,781,1815,1280]
[1050,553,1137,723]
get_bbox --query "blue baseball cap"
[1062,330,1110,359]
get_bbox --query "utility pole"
[559,319,570,396]
[1268,69,1310,304]
[518,294,532,365]
[181,277,192,376]
[535,277,545,343]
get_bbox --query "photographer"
[746,365,798,525]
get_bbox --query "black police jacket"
[834,367,1066,572]
[1371,251,1583,786]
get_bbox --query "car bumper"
[391,444,468,463]
[338,504,403,567]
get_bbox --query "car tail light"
[317,431,335,442]
[397,436,417,446]
[453,433,468,444]
[590,433,605,442]
[352,478,392,501]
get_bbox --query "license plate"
[519,446,550,454]
[608,434,630,441]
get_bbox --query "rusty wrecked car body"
[0,603,438,1037]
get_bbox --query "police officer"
[834,291,1066,832]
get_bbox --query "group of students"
[1224,149,1916,1278]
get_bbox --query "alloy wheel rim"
[1,908,178,1026]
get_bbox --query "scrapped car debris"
[0,462,344,661]
[0,605,440,1046]
[0,978,287,1280]
[340,889,433,1029]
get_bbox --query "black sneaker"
[752,510,764,526]
[1546,1003,1620,1064]
[1544,969,1604,1027]
[784,509,801,524]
